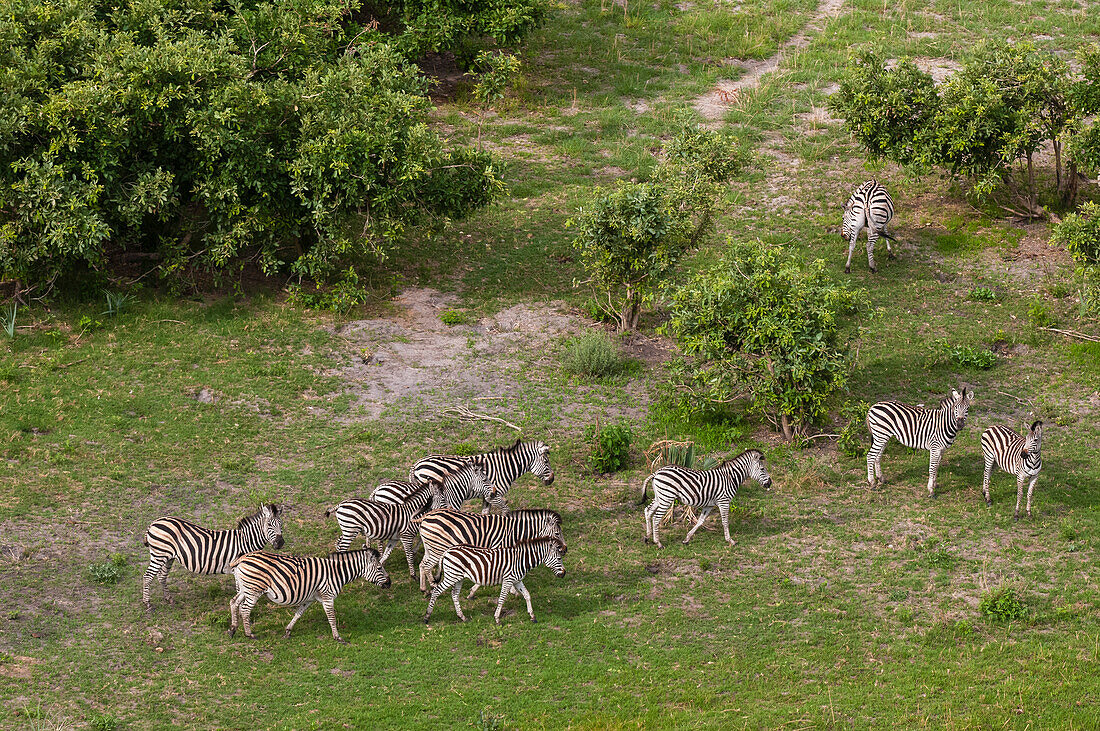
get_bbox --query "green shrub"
[0,0,505,289]
[88,554,127,585]
[287,268,370,314]
[933,340,997,370]
[562,332,626,379]
[586,423,632,474]
[451,442,481,457]
[440,309,473,326]
[978,587,1028,622]
[1050,202,1100,316]
[664,239,866,441]
[1028,298,1056,329]
[1,303,15,339]
[968,286,998,301]
[836,400,871,458]
[91,714,120,731]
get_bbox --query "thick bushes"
[663,240,866,441]
[0,0,510,290]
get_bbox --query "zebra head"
[1022,420,1043,459]
[361,548,391,588]
[949,387,974,430]
[539,511,566,545]
[261,503,285,549]
[530,442,554,486]
[742,450,772,489]
[543,538,567,578]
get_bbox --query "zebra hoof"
[245,633,257,641]
[283,630,292,639]
[681,539,690,545]
[869,267,877,274]
[531,617,537,623]
[887,252,896,260]
[1014,514,1020,522]
[227,628,235,637]
[844,266,851,274]
[985,500,992,507]
[335,637,348,645]
[727,540,737,547]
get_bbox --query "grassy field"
[4,0,1100,728]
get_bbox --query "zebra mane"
[327,547,381,561]
[511,508,562,524]
[716,449,763,469]
[509,536,565,550]
[236,506,268,530]
[485,438,525,456]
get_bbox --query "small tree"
[1050,201,1100,316]
[571,127,750,330]
[663,239,866,441]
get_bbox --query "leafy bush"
[0,0,505,291]
[571,127,750,330]
[88,554,127,585]
[968,286,998,301]
[562,331,627,379]
[978,587,1027,622]
[663,239,866,441]
[1,303,15,339]
[836,400,871,458]
[91,714,120,731]
[440,309,473,326]
[1028,298,1056,329]
[586,423,632,474]
[933,341,997,371]
[1050,201,1100,316]
[451,442,481,457]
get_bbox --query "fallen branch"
[442,405,521,432]
[53,358,89,370]
[1041,326,1100,343]
[801,433,839,442]
[995,390,1033,407]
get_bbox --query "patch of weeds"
[1028,298,1056,329]
[451,442,481,456]
[888,589,909,602]
[88,553,127,585]
[440,309,473,326]
[650,393,746,451]
[91,714,120,731]
[1059,522,1078,542]
[968,286,998,301]
[102,290,134,317]
[585,422,632,474]
[896,607,916,625]
[6,611,19,620]
[699,558,712,571]
[0,362,21,383]
[932,340,997,371]
[836,399,870,458]
[1045,279,1072,298]
[477,709,506,731]
[562,331,628,379]
[978,587,1027,622]
[953,619,974,636]
[77,314,104,335]
[923,545,959,570]
[287,267,368,314]
[0,651,12,663]
[1,301,16,338]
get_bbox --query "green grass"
[4,0,1100,728]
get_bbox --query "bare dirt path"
[693,0,845,120]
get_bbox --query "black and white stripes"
[866,388,974,497]
[982,420,1043,520]
[228,548,390,643]
[142,504,285,612]
[842,179,896,274]
[409,439,554,513]
[423,537,567,624]
[641,450,772,549]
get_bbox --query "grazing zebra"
[982,420,1043,520]
[866,387,974,497]
[324,481,444,578]
[423,538,567,624]
[141,504,284,612]
[414,508,564,592]
[228,549,390,643]
[640,450,772,549]
[371,464,496,513]
[842,179,896,274]
[409,439,555,513]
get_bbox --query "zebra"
[866,387,974,497]
[414,508,564,593]
[141,504,284,613]
[228,549,390,643]
[842,179,896,274]
[423,538,567,625]
[324,480,444,579]
[640,450,772,549]
[981,420,1043,520]
[371,463,496,513]
[409,439,555,513]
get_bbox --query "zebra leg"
[238,594,259,640]
[845,231,860,274]
[494,580,515,625]
[682,507,714,544]
[319,597,345,643]
[156,557,176,606]
[927,448,942,498]
[982,457,995,507]
[379,538,398,564]
[865,231,878,273]
[451,581,467,622]
[334,528,358,553]
[650,500,671,549]
[1026,475,1038,519]
[284,598,316,639]
[424,571,459,622]
[142,557,165,612]
[468,583,517,600]
[866,436,888,487]
[643,501,653,543]
[719,502,735,547]
[481,498,491,515]
[885,230,895,259]
[1015,473,1026,522]
[400,531,417,579]
[514,580,536,622]
[228,592,242,636]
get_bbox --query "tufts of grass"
[91,714,120,731]
[88,554,127,585]
[979,587,1028,622]
[562,331,628,379]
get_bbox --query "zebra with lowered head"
[414,508,564,592]
[982,420,1043,520]
[409,439,554,514]
[371,463,495,513]
[228,548,390,643]
[142,504,285,613]
[325,480,444,579]
[842,179,896,274]
[866,387,974,497]
[423,537,567,624]
[641,449,772,549]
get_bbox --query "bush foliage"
[586,422,632,474]
[0,0,514,291]
[1050,201,1100,316]
[562,331,627,379]
[663,239,866,441]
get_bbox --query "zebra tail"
[879,230,897,241]
[141,533,148,547]
[324,506,337,518]
[637,474,654,505]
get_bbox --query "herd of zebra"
[139,180,1045,643]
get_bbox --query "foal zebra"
[414,508,564,592]
[371,464,495,513]
[142,504,284,612]
[842,179,896,274]
[866,387,974,497]
[982,420,1043,520]
[423,538,567,624]
[228,549,390,643]
[325,481,444,578]
[641,450,772,549]
[409,439,555,513]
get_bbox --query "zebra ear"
[538,444,549,455]
[1031,420,1042,433]
[268,503,280,516]
[951,389,960,400]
